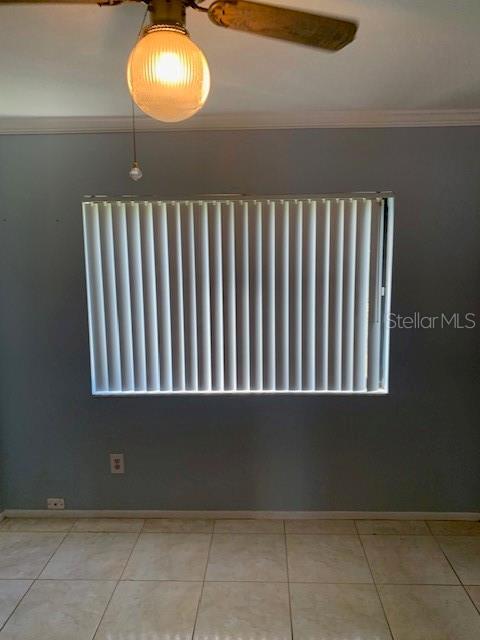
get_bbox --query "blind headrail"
[83,191,394,203]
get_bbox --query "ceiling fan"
[0,0,358,123]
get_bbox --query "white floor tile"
[206,534,287,582]
[123,533,211,581]
[356,520,429,535]
[428,521,480,536]
[0,580,115,640]
[94,580,202,640]
[0,519,75,533]
[361,535,458,584]
[379,584,480,640]
[194,582,291,640]
[72,518,144,533]
[214,519,284,533]
[437,536,480,585]
[290,583,392,640]
[40,533,137,580]
[466,585,480,612]
[287,534,372,583]
[0,581,32,629]
[143,518,213,533]
[0,533,64,579]
[286,519,356,534]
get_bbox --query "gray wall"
[0,127,479,512]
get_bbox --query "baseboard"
[0,511,5,522]
[3,509,479,520]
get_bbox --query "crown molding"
[1,109,480,134]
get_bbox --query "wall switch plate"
[110,453,125,474]
[47,498,65,510]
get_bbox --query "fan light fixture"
[1,0,358,125]
[127,0,210,123]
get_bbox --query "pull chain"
[129,98,142,181]
[129,4,149,181]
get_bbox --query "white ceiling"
[0,0,479,124]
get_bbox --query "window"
[82,194,394,395]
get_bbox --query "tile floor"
[0,517,479,639]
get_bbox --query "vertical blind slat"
[381,197,395,392]
[140,202,160,391]
[126,202,147,391]
[317,199,330,390]
[265,200,276,390]
[225,201,237,390]
[155,202,173,391]
[304,200,316,390]
[83,203,109,392]
[293,200,303,390]
[112,202,135,391]
[254,201,263,389]
[354,199,372,391]
[212,202,224,390]
[367,199,384,391]
[330,199,344,391]
[185,202,199,390]
[342,199,357,391]
[240,201,250,390]
[279,200,289,390]
[98,202,122,392]
[172,202,186,390]
[197,202,212,390]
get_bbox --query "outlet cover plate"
[47,498,65,510]
[110,453,125,474]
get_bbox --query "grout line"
[355,520,395,640]
[191,532,214,638]
[353,521,432,536]
[91,580,121,640]
[0,519,76,534]
[432,533,480,614]
[209,529,286,534]
[0,580,36,632]
[118,529,143,581]
[285,580,472,586]
[139,517,215,536]
[35,532,69,580]
[283,520,294,640]
[0,575,474,585]
[90,527,144,639]
[31,577,285,583]
[467,587,480,615]
[2,529,451,536]
[430,534,462,586]
[278,531,357,535]
[0,532,67,632]
[140,528,285,534]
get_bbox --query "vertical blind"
[83,194,394,395]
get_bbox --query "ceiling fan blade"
[0,0,131,4]
[208,0,357,51]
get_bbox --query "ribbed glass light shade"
[127,26,210,123]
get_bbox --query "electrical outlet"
[47,498,65,510]
[110,453,125,474]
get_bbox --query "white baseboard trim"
[3,509,479,521]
